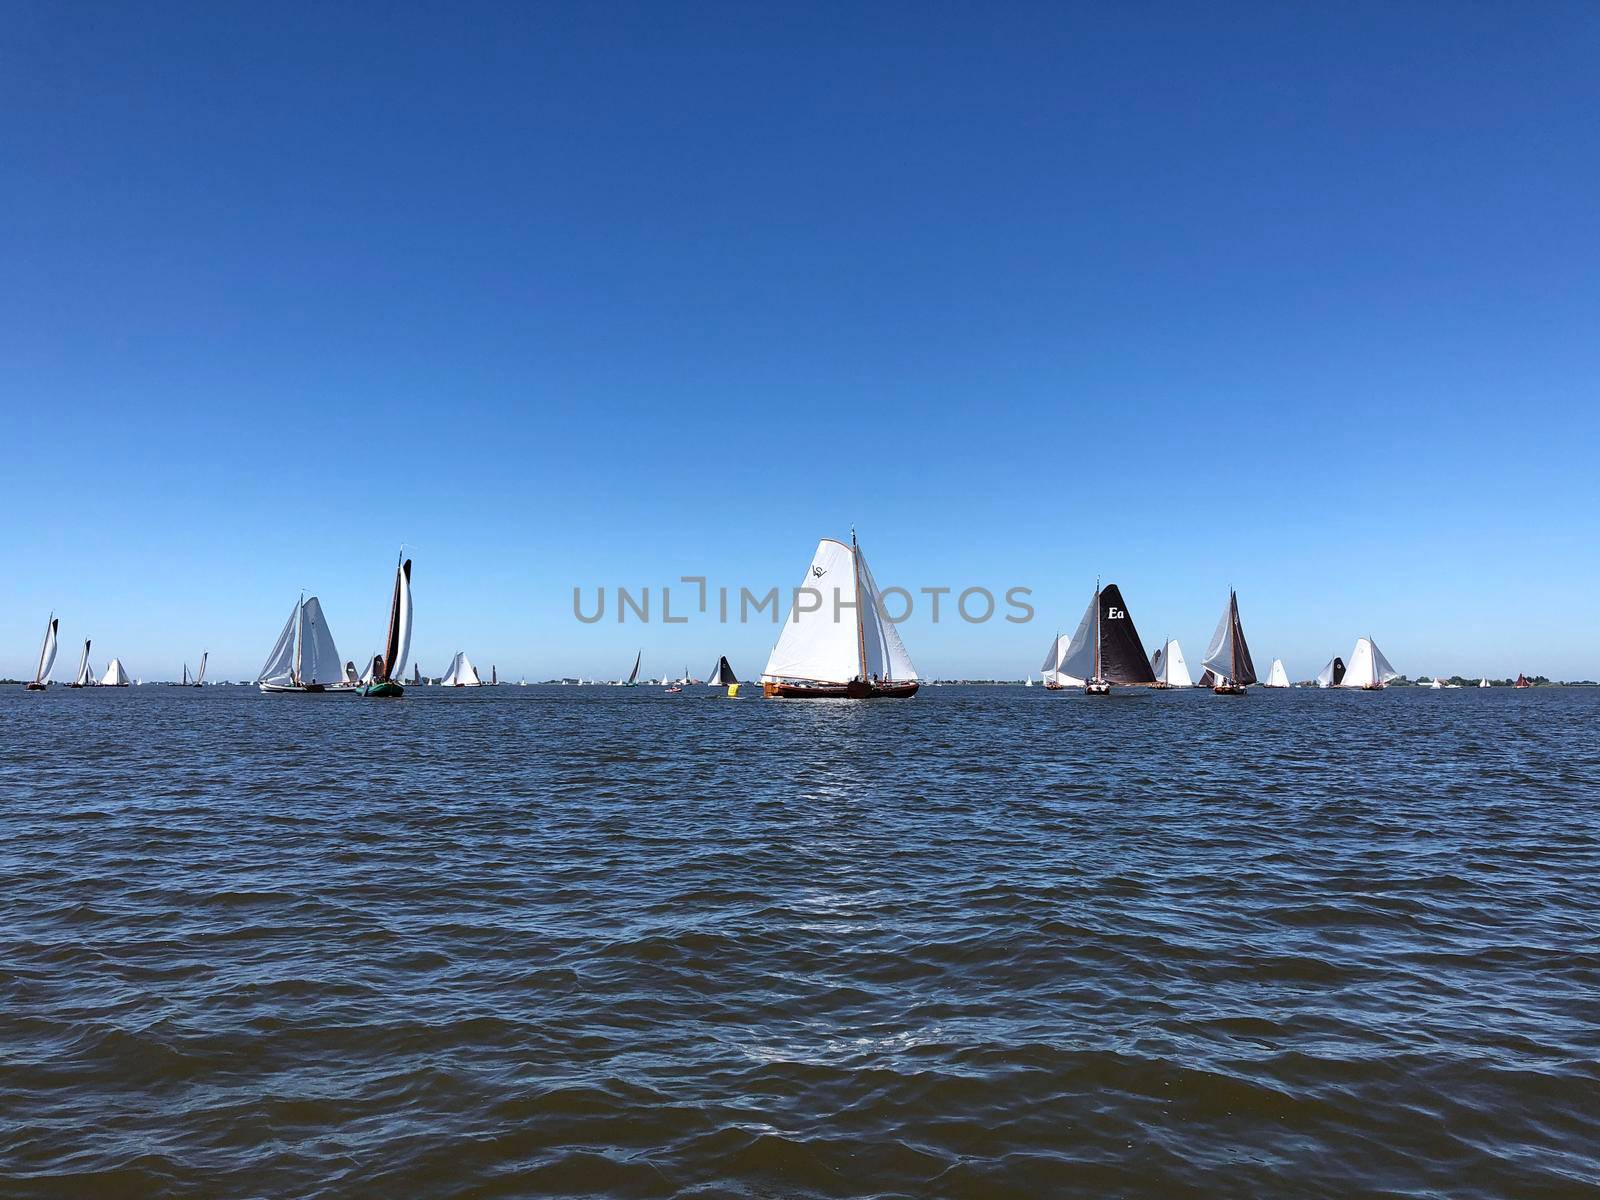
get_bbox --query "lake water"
[3,684,1597,1198]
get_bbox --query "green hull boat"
[358,681,404,698]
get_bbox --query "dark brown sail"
[1096,584,1157,685]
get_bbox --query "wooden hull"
[764,679,919,699]
[1043,682,1067,691]
[1213,684,1248,695]
[25,682,47,691]
[358,681,405,698]
[1084,681,1112,696]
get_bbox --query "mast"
[851,527,867,681]
[1231,590,1240,683]
[1092,582,1102,683]
[293,593,305,686]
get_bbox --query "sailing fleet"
[13,533,1535,697]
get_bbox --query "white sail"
[1479,677,1490,688]
[1265,658,1290,688]
[34,616,59,684]
[1339,637,1399,689]
[100,658,130,686]
[1315,657,1338,688]
[258,601,300,685]
[195,652,207,685]
[439,651,483,686]
[761,538,865,685]
[856,546,917,681]
[298,597,345,685]
[1152,638,1193,687]
[1426,676,1443,689]
[391,561,413,683]
[1052,595,1097,685]
[1202,604,1235,682]
[73,639,94,686]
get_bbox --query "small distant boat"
[621,650,641,688]
[1315,656,1346,688]
[1479,677,1491,688]
[1053,582,1157,696]
[707,655,740,697]
[1426,676,1443,690]
[259,595,350,693]
[25,614,58,690]
[1150,639,1193,689]
[761,531,919,699]
[489,665,499,686]
[1202,590,1257,695]
[411,663,422,686]
[1515,673,1531,689]
[439,651,484,687]
[663,682,683,694]
[357,554,413,698]
[193,652,207,687]
[1264,658,1291,688]
[100,658,131,687]
[1024,673,1033,687]
[69,639,94,688]
[518,676,526,687]
[1338,637,1398,690]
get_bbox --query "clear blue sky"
[4,2,1597,682]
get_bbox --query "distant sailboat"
[1426,676,1443,690]
[1150,639,1193,689]
[1201,590,1257,695]
[259,596,350,693]
[193,652,207,687]
[1478,677,1491,688]
[489,665,498,686]
[1315,656,1346,688]
[1338,637,1398,690]
[439,651,484,686]
[70,640,94,688]
[412,663,422,685]
[1039,631,1079,690]
[1264,658,1291,688]
[357,554,412,698]
[26,614,58,690]
[1515,673,1531,689]
[1024,673,1033,687]
[761,531,919,699]
[622,650,641,688]
[707,655,740,696]
[100,658,131,687]
[1052,582,1157,696]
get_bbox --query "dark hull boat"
[759,531,920,700]
[1046,583,1157,696]
[357,555,412,699]
[1202,590,1257,695]
[258,596,351,693]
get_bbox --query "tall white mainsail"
[33,616,59,685]
[298,597,345,685]
[761,534,917,688]
[1264,658,1291,688]
[391,560,413,683]
[1050,596,1097,685]
[1339,637,1398,689]
[100,658,131,686]
[1201,590,1257,687]
[439,651,483,686]
[195,652,208,685]
[259,601,300,685]
[1150,639,1193,687]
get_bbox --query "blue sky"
[4,2,1597,682]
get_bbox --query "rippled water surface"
[3,685,1598,1198]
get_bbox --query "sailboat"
[707,656,740,696]
[1050,582,1157,696]
[1425,676,1443,690]
[357,555,413,698]
[411,663,422,686]
[1514,673,1531,689]
[25,614,58,690]
[438,651,484,686]
[1201,590,1257,695]
[1478,677,1491,688]
[68,640,94,687]
[259,596,350,693]
[1150,639,1193,689]
[1024,673,1033,687]
[621,650,641,688]
[489,665,498,686]
[761,531,919,698]
[1039,631,1079,690]
[1338,637,1398,690]
[100,658,131,687]
[1264,658,1291,688]
[193,652,207,687]
[1315,656,1346,688]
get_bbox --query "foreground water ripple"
[2,685,1598,1197]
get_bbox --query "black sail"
[1229,592,1258,686]
[1097,584,1157,685]
[708,656,739,685]
[1332,657,1346,686]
